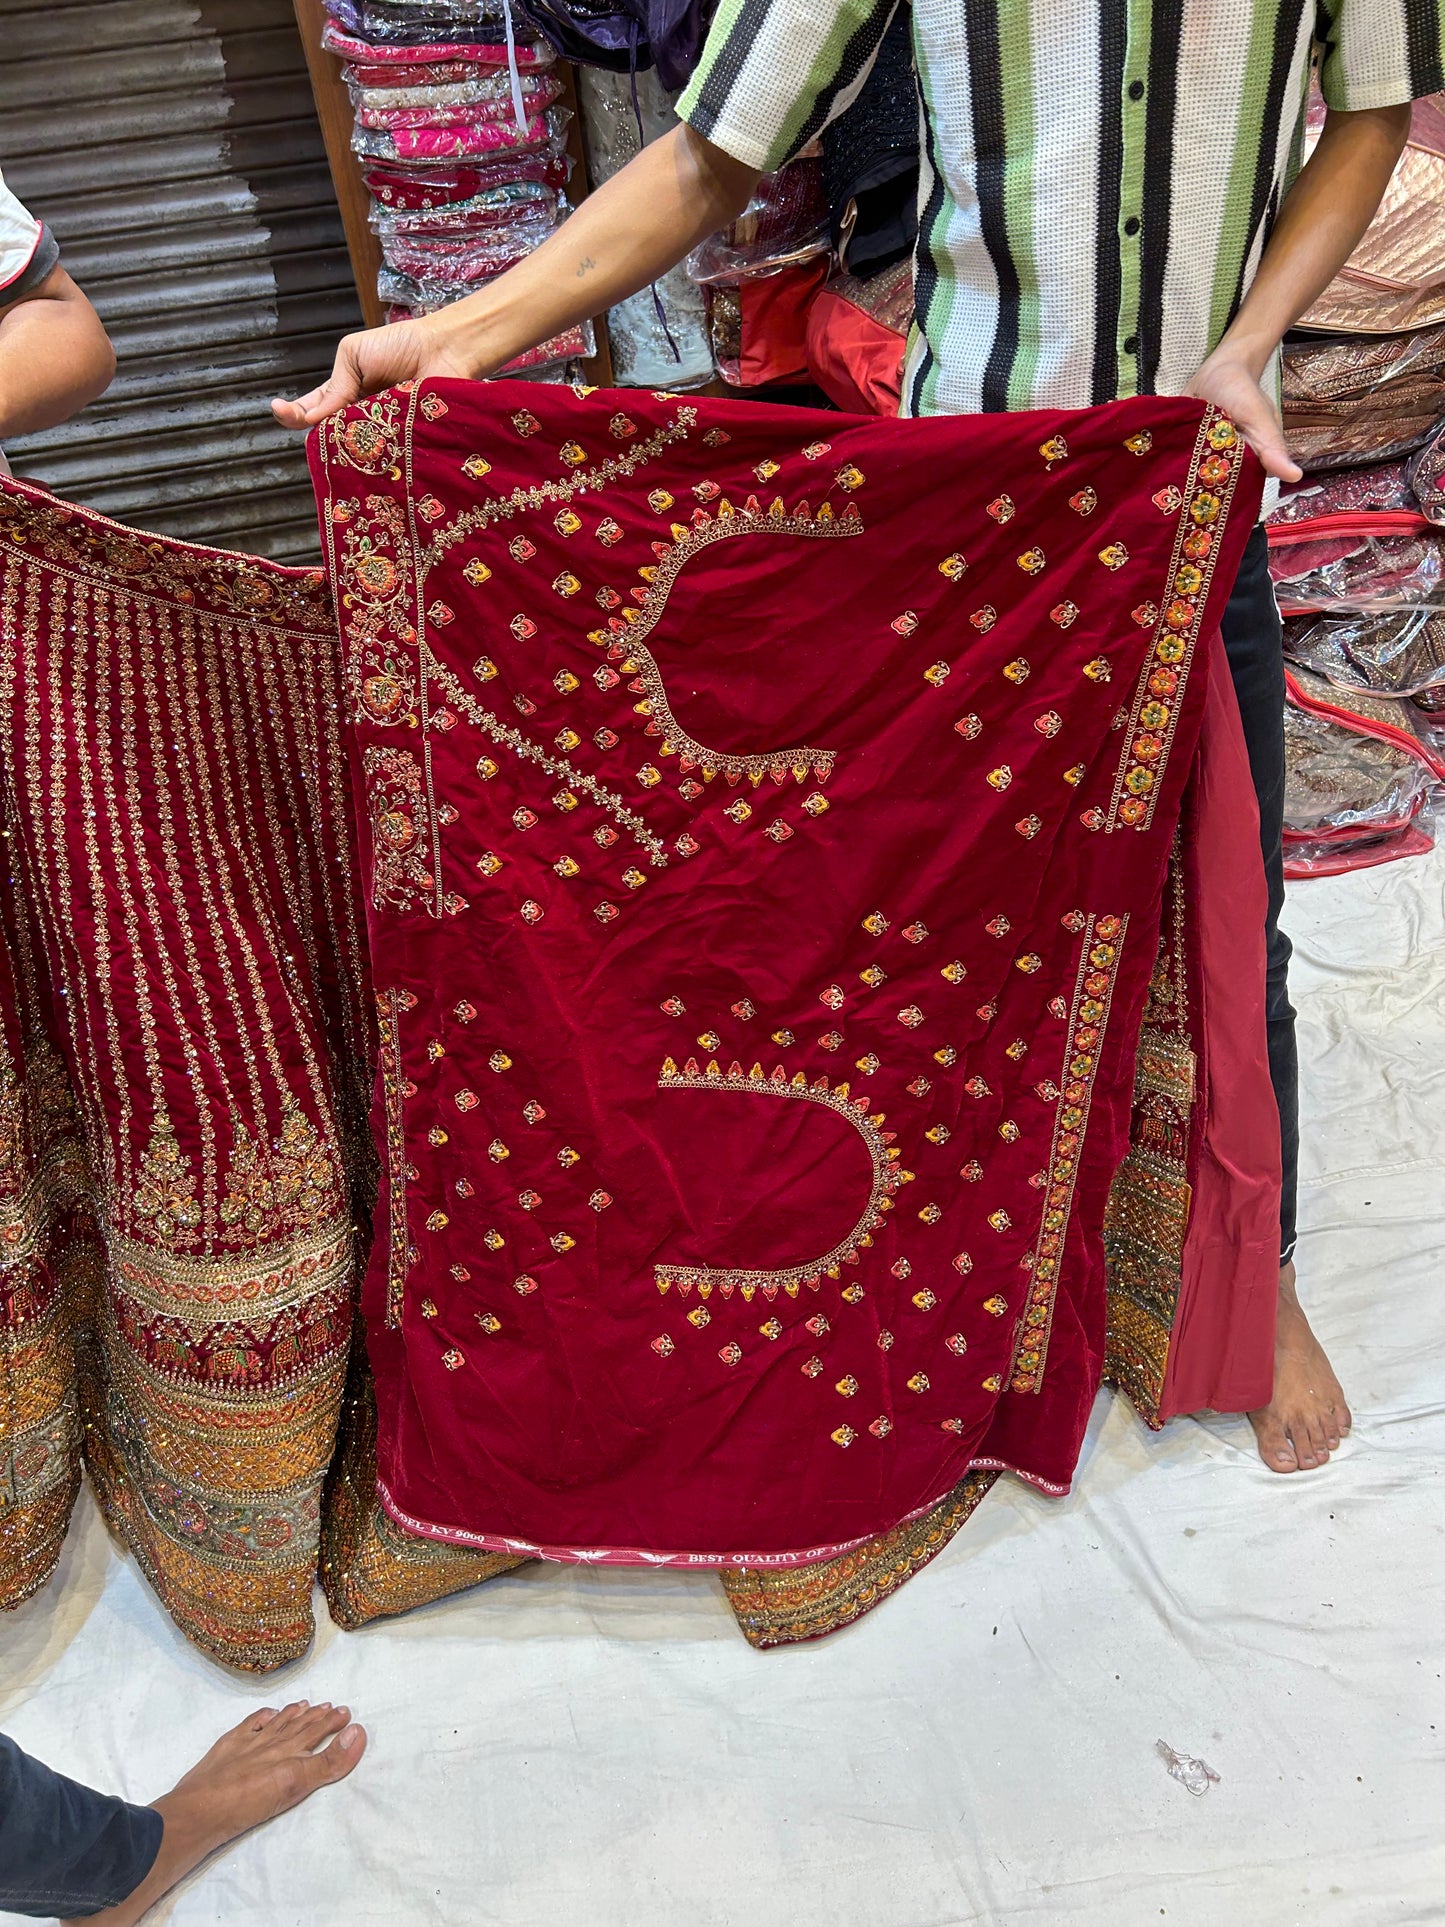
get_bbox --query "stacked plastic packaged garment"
[322,0,594,378]
[684,158,831,387]
[573,67,713,388]
[1283,666,1445,876]
[1268,91,1445,873]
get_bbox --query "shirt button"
[1128,78,1145,101]
[1123,216,1141,237]
[1123,334,1140,356]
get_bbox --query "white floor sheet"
[4,851,1443,1927]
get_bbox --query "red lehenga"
[0,384,1276,1667]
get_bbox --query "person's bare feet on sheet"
[1248,1261,1352,1472]
[66,1703,366,1926]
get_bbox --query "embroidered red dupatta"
[309,384,1270,1592]
[0,384,1275,1666]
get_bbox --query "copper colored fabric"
[1298,97,1445,337]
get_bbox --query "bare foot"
[67,1703,366,1927]
[1248,1262,1352,1473]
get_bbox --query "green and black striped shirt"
[678,1,1445,418]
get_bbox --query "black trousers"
[1218,523,1298,1266]
[0,1735,162,1919]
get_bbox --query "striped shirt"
[677,1,1445,419]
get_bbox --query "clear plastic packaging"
[686,160,831,285]
[1269,460,1416,525]
[370,180,557,234]
[325,0,509,43]
[351,72,562,126]
[364,151,569,208]
[377,213,559,283]
[1283,608,1445,699]
[1283,816,1435,877]
[574,65,714,388]
[352,104,569,160]
[1283,699,1433,837]
[325,20,554,66]
[1269,522,1445,612]
[1282,324,1445,404]
[1409,416,1445,526]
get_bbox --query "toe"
[293,1705,349,1749]
[317,1723,367,1783]
[1294,1414,1329,1469]
[1251,1412,1299,1473]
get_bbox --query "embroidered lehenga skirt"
[0,385,1277,1666]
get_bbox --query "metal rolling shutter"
[0,0,361,560]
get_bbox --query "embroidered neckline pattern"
[590,497,860,787]
[425,652,669,868]
[1009,912,1128,1395]
[652,1058,901,1300]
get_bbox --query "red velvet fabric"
[309,384,1260,1566]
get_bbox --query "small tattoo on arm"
[576,256,596,277]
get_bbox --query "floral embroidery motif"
[133,1116,201,1244]
[1010,913,1127,1394]
[1106,412,1244,831]
[425,656,668,869]
[363,745,437,913]
[653,1059,901,1300]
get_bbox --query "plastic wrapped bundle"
[325,20,552,63]
[1281,324,1445,473]
[686,161,831,387]
[1283,666,1444,876]
[1283,608,1445,700]
[353,104,567,160]
[1270,460,1417,524]
[350,71,563,125]
[327,0,510,42]
[686,160,829,284]
[1268,516,1445,613]
[574,67,712,388]
[323,2,583,380]
[1297,94,1445,337]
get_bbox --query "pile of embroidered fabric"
[322,0,595,376]
[1268,92,1445,876]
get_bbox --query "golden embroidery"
[588,496,862,787]
[363,744,437,912]
[1107,412,1245,831]
[424,654,669,868]
[1103,858,1195,1422]
[653,1058,902,1299]
[379,988,411,1328]
[1010,912,1128,1396]
[720,1470,998,1648]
